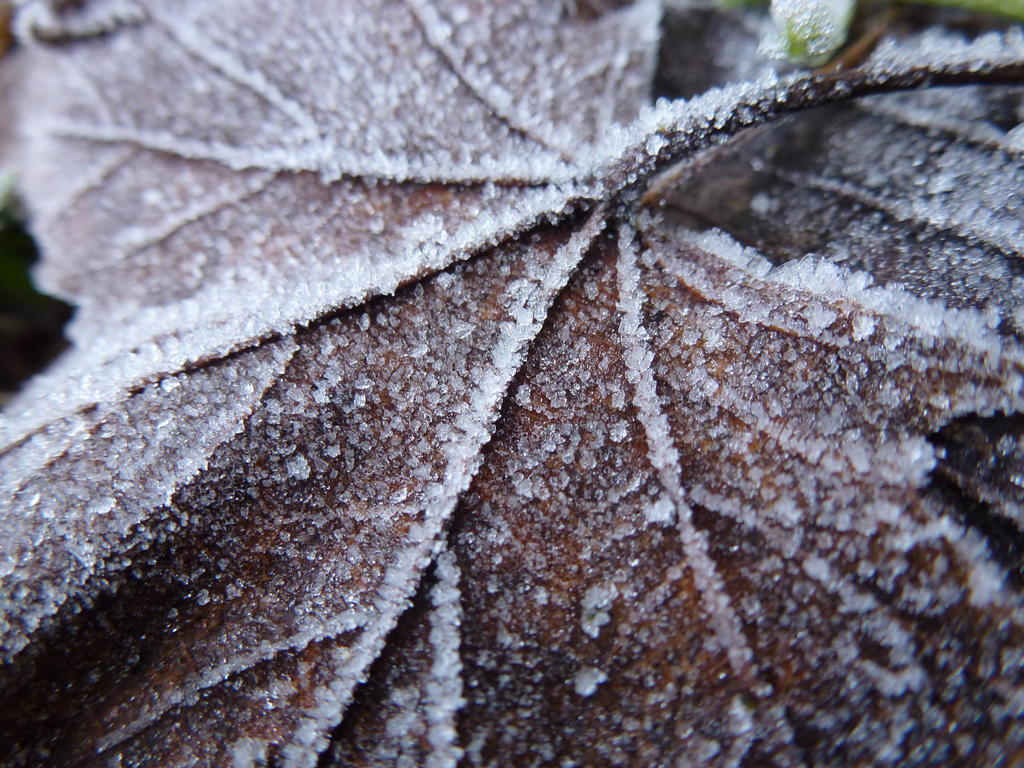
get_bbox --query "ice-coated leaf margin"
[3,26,1024,458]
[591,28,1024,201]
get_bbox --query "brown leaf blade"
[3,2,1024,766]
[4,0,657,444]
[451,208,1024,764]
[0,211,607,765]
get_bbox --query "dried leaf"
[2,1,1024,766]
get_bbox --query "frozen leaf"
[0,337,299,657]
[0,212,605,765]
[4,0,658,443]
[323,549,465,768]
[2,1,1024,766]
[452,208,1024,766]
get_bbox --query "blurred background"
[0,1,72,407]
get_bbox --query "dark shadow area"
[0,208,72,405]
[928,413,1024,589]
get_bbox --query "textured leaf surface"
[2,1,1024,766]
[4,0,656,444]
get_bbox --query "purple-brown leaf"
[2,1,1024,766]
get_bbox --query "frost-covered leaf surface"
[1,0,657,445]
[2,0,1024,765]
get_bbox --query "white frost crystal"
[573,666,608,698]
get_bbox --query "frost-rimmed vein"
[145,5,321,146]
[402,0,662,164]
[0,337,299,659]
[272,542,459,767]
[98,170,279,267]
[647,224,1024,611]
[772,164,1024,260]
[646,224,1024,506]
[0,412,95,500]
[19,54,138,225]
[28,3,578,186]
[617,225,787,767]
[7,26,1024,464]
[685,493,977,763]
[270,210,607,764]
[95,211,607,760]
[0,183,584,452]
[587,28,1024,201]
[688,477,1023,711]
[401,0,580,163]
[40,117,576,185]
[744,228,1009,351]
[687,484,933,677]
[664,226,1021,380]
[858,96,1024,155]
[31,145,138,231]
[615,225,755,683]
[424,549,465,768]
[120,550,461,768]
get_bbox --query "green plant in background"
[768,0,857,63]
[759,0,1024,63]
[0,174,71,403]
[0,171,41,311]
[0,180,42,314]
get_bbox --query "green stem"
[896,0,1024,21]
